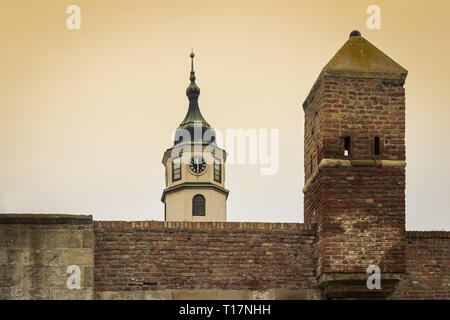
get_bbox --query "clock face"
[189,155,206,174]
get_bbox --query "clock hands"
[190,156,205,174]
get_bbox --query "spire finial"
[186,50,200,98]
[349,30,361,38]
[190,49,195,70]
[190,50,195,82]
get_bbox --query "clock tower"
[161,52,229,221]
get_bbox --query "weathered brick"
[93,222,319,292]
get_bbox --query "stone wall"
[391,232,450,299]
[0,214,94,300]
[94,221,321,300]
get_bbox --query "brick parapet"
[94,220,315,231]
[406,231,450,239]
[94,221,318,292]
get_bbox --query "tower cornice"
[161,182,230,202]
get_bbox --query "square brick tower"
[302,31,408,299]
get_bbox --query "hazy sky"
[0,0,449,230]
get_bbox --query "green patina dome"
[174,52,216,146]
[186,80,201,97]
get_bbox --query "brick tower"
[302,31,408,299]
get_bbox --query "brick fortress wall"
[93,221,321,299]
[391,232,450,299]
[0,215,448,299]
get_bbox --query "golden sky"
[0,0,449,230]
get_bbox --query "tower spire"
[174,51,214,146]
[186,50,200,99]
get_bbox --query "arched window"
[192,194,205,216]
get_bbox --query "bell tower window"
[172,156,181,181]
[192,194,205,216]
[214,157,222,183]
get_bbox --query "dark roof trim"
[161,182,230,202]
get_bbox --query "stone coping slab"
[0,214,93,225]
